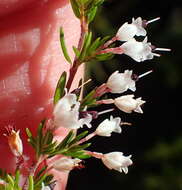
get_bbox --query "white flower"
[116,17,146,41]
[114,94,145,113]
[106,70,136,93]
[5,129,23,157]
[53,157,82,172]
[101,152,132,173]
[53,93,92,129]
[121,37,154,62]
[95,116,121,137]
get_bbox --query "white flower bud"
[101,152,132,173]
[6,129,23,157]
[116,17,146,41]
[114,94,145,113]
[95,116,121,137]
[106,70,136,93]
[53,157,82,172]
[121,37,153,62]
[53,93,92,129]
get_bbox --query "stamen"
[120,122,132,126]
[147,17,160,24]
[98,108,115,115]
[155,48,171,52]
[78,79,92,89]
[138,70,153,79]
[153,53,161,57]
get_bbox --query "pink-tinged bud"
[4,127,23,157]
[114,94,145,113]
[101,152,133,174]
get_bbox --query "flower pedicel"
[0,0,170,189]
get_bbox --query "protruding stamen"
[153,53,161,57]
[78,79,92,89]
[138,70,153,79]
[98,108,115,115]
[146,17,160,24]
[155,48,171,52]
[120,122,132,126]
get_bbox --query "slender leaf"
[53,71,67,104]
[60,28,72,64]
[72,46,81,58]
[87,6,97,23]
[28,176,34,190]
[56,130,75,150]
[69,131,89,145]
[70,0,81,18]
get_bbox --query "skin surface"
[0,0,82,189]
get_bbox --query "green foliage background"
[68,0,182,189]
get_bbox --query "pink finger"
[0,1,82,189]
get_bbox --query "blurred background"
[67,0,182,189]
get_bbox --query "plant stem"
[66,13,88,92]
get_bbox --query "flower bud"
[106,70,136,93]
[114,94,145,113]
[53,157,82,172]
[101,152,132,173]
[95,116,121,137]
[5,128,23,157]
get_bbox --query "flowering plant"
[0,0,170,190]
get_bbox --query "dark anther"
[131,74,139,81]
[79,111,98,119]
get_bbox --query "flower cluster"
[0,1,170,189]
[100,17,170,62]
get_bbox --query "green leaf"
[87,6,97,23]
[57,130,75,150]
[53,71,67,105]
[70,0,81,18]
[7,175,14,187]
[69,130,89,145]
[26,128,32,138]
[64,150,91,159]
[96,52,114,61]
[81,89,96,108]
[87,37,101,55]
[72,46,81,58]
[28,176,34,190]
[79,32,92,61]
[34,173,47,188]
[68,143,91,152]
[60,28,72,64]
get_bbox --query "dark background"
[67,0,182,189]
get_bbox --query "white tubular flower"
[101,152,132,174]
[116,17,147,41]
[6,129,23,157]
[106,70,136,93]
[53,93,92,129]
[114,94,145,113]
[121,37,154,62]
[95,116,121,137]
[53,157,82,172]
